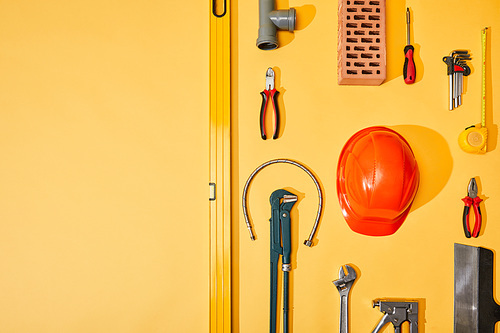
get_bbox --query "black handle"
[463,206,471,238]
[269,258,279,333]
[403,45,416,83]
[271,90,280,139]
[260,91,268,140]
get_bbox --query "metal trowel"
[454,243,500,332]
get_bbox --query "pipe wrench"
[269,189,297,333]
[372,299,419,333]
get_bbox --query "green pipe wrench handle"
[269,189,297,333]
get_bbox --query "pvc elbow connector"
[269,9,296,31]
[257,0,296,50]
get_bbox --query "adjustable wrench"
[333,264,357,333]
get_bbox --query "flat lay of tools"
[458,28,489,154]
[259,68,280,140]
[462,177,483,238]
[372,299,419,333]
[234,2,497,332]
[268,189,297,333]
[333,265,357,333]
[3,0,500,331]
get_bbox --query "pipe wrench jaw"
[270,190,297,212]
[282,194,297,203]
[270,189,292,203]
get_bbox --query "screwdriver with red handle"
[403,8,416,84]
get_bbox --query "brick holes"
[338,0,385,84]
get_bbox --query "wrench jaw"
[333,264,357,293]
[339,265,357,281]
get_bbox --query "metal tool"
[372,300,419,333]
[269,189,297,333]
[462,178,483,238]
[453,52,471,109]
[260,68,280,140]
[454,243,500,332]
[403,8,416,84]
[443,50,471,111]
[242,158,323,247]
[333,264,357,333]
[458,28,488,154]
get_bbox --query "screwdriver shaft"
[406,8,410,45]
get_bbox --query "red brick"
[338,0,386,85]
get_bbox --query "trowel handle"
[494,303,500,324]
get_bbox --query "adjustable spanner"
[333,264,357,333]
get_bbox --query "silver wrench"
[333,264,357,333]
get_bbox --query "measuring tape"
[209,0,232,332]
[458,27,488,154]
[481,27,487,129]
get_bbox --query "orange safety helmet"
[337,127,420,236]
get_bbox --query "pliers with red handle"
[462,177,483,238]
[260,68,280,140]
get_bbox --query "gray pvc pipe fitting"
[257,0,296,50]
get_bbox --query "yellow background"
[0,1,208,332]
[236,0,500,332]
[0,0,499,332]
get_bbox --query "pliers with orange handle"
[260,68,280,140]
[462,178,483,238]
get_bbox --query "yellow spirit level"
[209,0,232,332]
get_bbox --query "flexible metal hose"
[242,158,323,247]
